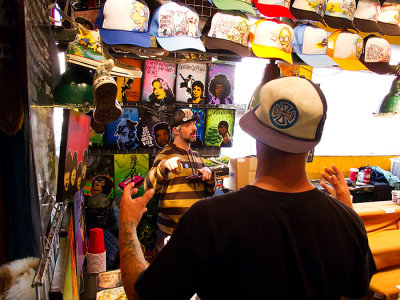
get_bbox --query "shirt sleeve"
[135,206,206,300]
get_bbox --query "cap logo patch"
[181,109,194,122]
[269,100,299,129]
[157,6,199,38]
[130,1,149,31]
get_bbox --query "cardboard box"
[224,156,257,191]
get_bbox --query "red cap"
[252,0,296,21]
[88,228,105,254]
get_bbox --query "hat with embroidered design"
[292,24,338,68]
[239,76,327,153]
[149,1,205,52]
[327,30,368,71]
[249,19,294,63]
[377,0,400,35]
[252,0,296,20]
[95,0,151,47]
[360,34,396,74]
[202,10,251,57]
[210,0,256,15]
[290,0,327,24]
[324,0,357,29]
[353,0,381,33]
[170,108,201,128]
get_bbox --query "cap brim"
[251,44,293,63]
[330,57,369,71]
[99,29,151,47]
[361,62,397,75]
[156,36,206,52]
[211,0,256,14]
[353,18,381,33]
[255,4,296,21]
[377,22,400,35]
[205,36,249,57]
[239,107,319,153]
[297,53,338,68]
[290,8,324,23]
[324,16,357,30]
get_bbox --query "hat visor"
[377,22,400,35]
[100,29,151,48]
[353,19,381,33]
[156,36,206,52]
[324,16,357,30]
[290,8,324,23]
[255,4,296,21]
[251,44,293,63]
[361,62,397,75]
[330,57,369,71]
[212,0,256,15]
[205,36,249,57]
[297,53,338,68]
[239,107,319,153]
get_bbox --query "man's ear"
[172,127,180,136]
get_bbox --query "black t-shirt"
[135,185,376,300]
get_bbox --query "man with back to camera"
[142,108,215,252]
[118,77,376,300]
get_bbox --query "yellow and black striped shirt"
[144,143,216,235]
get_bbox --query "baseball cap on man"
[360,35,396,74]
[202,10,251,57]
[149,1,205,52]
[210,0,256,15]
[324,0,357,29]
[293,24,338,68]
[95,0,151,47]
[327,30,368,71]
[239,76,327,153]
[290,0,326,23]
[170,109,201,128]
[252,0,296,20]
[249,19,294,63]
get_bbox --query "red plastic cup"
[88,228,105,254]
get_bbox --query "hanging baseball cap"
[149,1,205,52]
[95,0,151,47]
[293,24,338,68]
[324,0,357,29]
[290,0,326,23]
[353,0,381,33]
[377,0,400,35]
[360,35,396,74]
[327,30,368,71]
[202,11,251,57]
[240,76,327,153]
[252,0,296,20]
[170,109,200,128]
[210,0,256,15]
[249,19,294,63]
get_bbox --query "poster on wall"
[104,107,140,150]
[56,109,91,202]
[83,155,115,199]
[206,63,235,105]
[190,108,205,148]
[139,104,175,149]
[141,60,176,105]
[116,58,143,103]
[175,62,207,104]
[114,154,150,197]
[204,108,235,147]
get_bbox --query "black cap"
[169,109,200,128]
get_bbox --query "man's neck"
[173,137,191,152]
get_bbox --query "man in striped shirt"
[144,109,216,251]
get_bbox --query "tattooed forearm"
[119,221,148,300]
